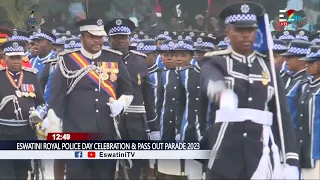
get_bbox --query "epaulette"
[204,49,231,57]
[255,51,267,58]
[22,67,38,74]
[102,47,123,56]
[60,49,80,56]
[43,57,59,64]
[0,66,5,71]
[130,50,147,58]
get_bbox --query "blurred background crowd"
[0,0,320,34]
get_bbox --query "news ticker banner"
[0,150,211,159]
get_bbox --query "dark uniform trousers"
[0,67,45,179]
[200,51,299,179]
[118,51,157,179]
[48,49,132,180]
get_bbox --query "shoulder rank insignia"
[22,67,38,74]
[130,50,147,58]
[102,47,123,56]
[204,49,231,57]
[255,51,267,58]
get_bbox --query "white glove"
[175,134,181,141]
[207,80,226,102]
[283,164,299,179]
[29,110,42,124]
[219,89,238,109]
[150,131,160,140]
[45,109,62,135]
[107,100,125,117]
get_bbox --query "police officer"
[272,39,288,69]
[275,30,296,43]
[46,18,133,180]
[0,40,46,179]
[295,46,320,179]
[26,30,38,60]
[30,28,56,77]
[175,40,203,179]
[200,2,299,179]
[105,18,158,179]
[192,36,215,61]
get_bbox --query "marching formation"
[0,1,319,180]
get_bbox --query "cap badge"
[208,34,213,37]
[115,19,122,26]
[139,31,144,35]
[33,32,37,36]
[190,32,195,36]
[97,19,103,26]
[70,41,76,46]
[178,35,183,40]
[66,31,71,35]
[200,32,205,36]
[12,42,19,48]
[284,31,289,35]
[138,43,144,48]
[241,4,250,14]
[178,41,184,46]
[185,36,191,40]
[13,30,17,36]
[144,35,149,39]
[164,31,169,35]
[197,37,202,43]
[37,29,41,33]
[173,31,177,35]
[133,34,138,38]
[168,41,175,47]
[62,36,67,40]
[52,29,56,34]
[299,30,305,36]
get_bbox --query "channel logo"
[87,151,96,158]
[74,151,82,158]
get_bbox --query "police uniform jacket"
[200,50,299,172]
[40,54,59,91]
[295,78,320,168]
[148,62,162,113]
[157,67,182,140]
[30,50,56,77]
[48,48,132,139]
[285,69,309,128]
[177,64,203,142]
[0,67,45,138]
[120,50,158,140]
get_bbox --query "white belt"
[215,108,273,126]
[125,105,146,113]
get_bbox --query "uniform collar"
[292,68,307,79]
[310,77,320,86]
[37,50,55,61]
[230,49,256,64]
[8,71,21,76]
[80,47,101,59]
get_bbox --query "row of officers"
[0,2,319,180]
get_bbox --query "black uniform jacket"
[0,67,45,137]
[157,67,182,140]
[48,48,132,139]
[121,50,158,135]
[200,50,299,168]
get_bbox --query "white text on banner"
[0,150,211,159]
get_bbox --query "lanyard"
[5,69,24,89]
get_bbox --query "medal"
[110,73,118,82]
[6,70,24,98]
[262,71,269,85]
[29,84,36,98]
[137,74,141,85]
[29,92,36,98]
[101,73,109,81]
[111,62,119,74]
[24,92,29,97]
